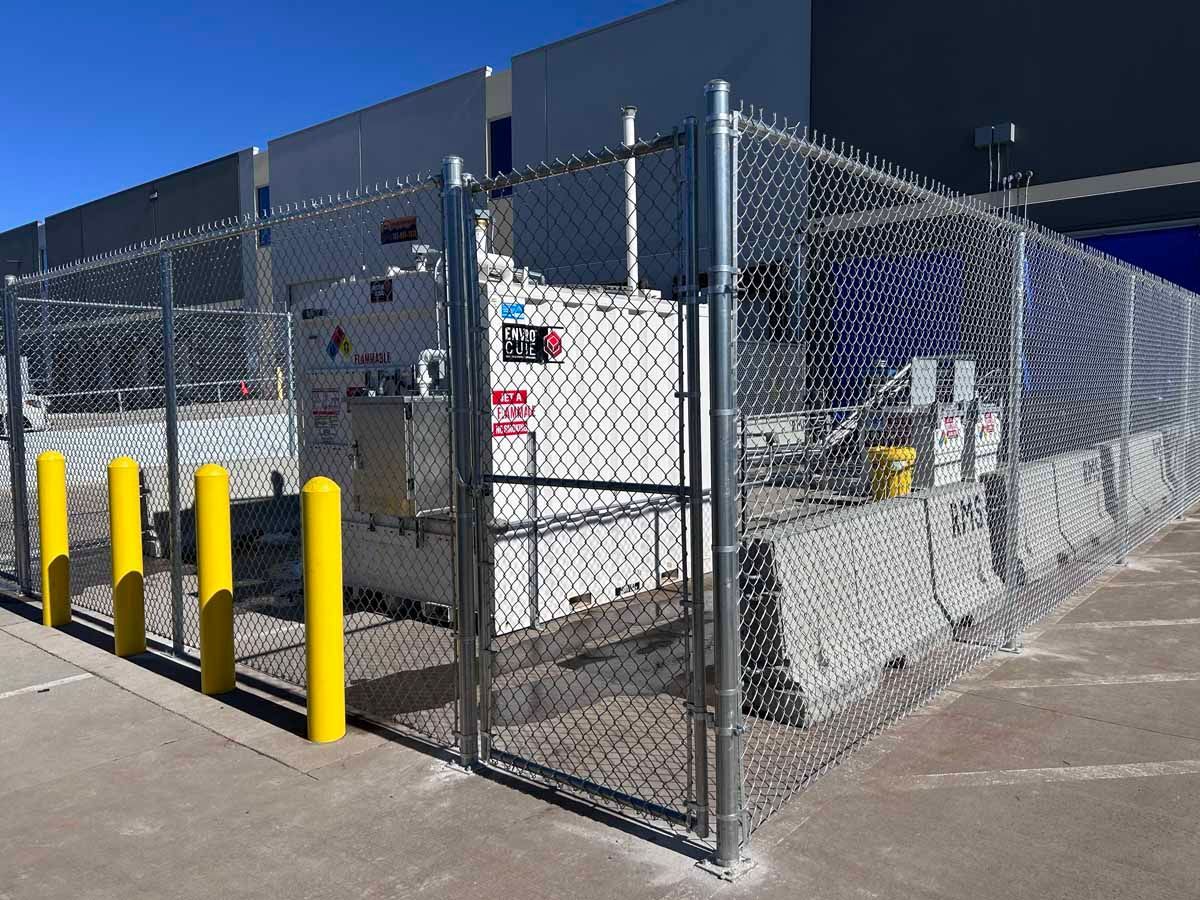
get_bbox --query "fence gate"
[455,129,711,832]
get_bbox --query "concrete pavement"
[3,513,1200,898]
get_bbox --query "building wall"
[0,222,40,279]
[810,0,1200,233]
[23,151,261,403]
[267,68,489,209]
[44,153,244,267]
[512,0,811,168]
[266,68,490,312]
[509,0,812,287]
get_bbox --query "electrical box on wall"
[974,123,1017,148]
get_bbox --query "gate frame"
[704,79,749,873]
[449,125,712,836]
[2,274,32,593]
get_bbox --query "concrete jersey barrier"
[1014,460,1072,581]
[740,499,952,726]
[849,499,949,664]
[740,521,878,726]
[1127,430,1173,518]
[1052,448,1115,558]
[920,481,1003,625]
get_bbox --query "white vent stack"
[621,106,639,292]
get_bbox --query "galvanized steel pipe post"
[682,113,710,839]
[161,251,185,655]
[1119,273,1136,561]
[706,79,747,869]
[442,156,480,768]
[1001,231,1026,648]
[3,275,32,593]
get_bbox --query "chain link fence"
[466,131,709,831]
[2,78,1198,867]
[3,179,470,750]
[721,98,1200,854]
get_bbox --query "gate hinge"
[689,705,717,729]
[701,282,736,301]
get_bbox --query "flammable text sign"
[492,389,534,437]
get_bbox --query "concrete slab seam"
[0,672,93,701]
[876,759,1200,791]
[977,672,1200,690]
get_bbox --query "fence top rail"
[9,294,291,319]
[737,108,1200,307]
[41,374,279,401]
[470,130,680,195]
[10,173,442,289]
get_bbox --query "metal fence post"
[161,251,185,655]
[706,79,746,871]
[1000,232,1026,649]
[1118,273,1135,562]
[284,313,297,458]
[461,189,492,763]
[1180,297,1193,506]
[3,276,32,593]
[681,113,710,839]
[442,156,480,769]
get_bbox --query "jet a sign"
[502,323,564,364]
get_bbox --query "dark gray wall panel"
[44,155,241,266]
[0,222,40,278]
[513,0,811,169]
[510,0,811,288]
[44,209,84,270]
[268,111,362,208]
[42,154,243,305]
[78,183,154,256]
[154,155,242,237]
[269,68,488,211]
[360,68,487,186]
[812,0,1200,199]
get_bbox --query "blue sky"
[0,0,662,232]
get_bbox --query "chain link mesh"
[469,136,706,829]
[731,111,1200,838]
[0,311,19,580]
[4,92,1198,851]
[7,179,465,748]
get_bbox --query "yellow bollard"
[108,457,146,657]
[302,476,345,743]
[36,451,70,627]
[195,464,235,695]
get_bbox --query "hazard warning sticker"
[311,389,341,444]
[492,389,534,437]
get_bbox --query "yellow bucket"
[867,446,917,499]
